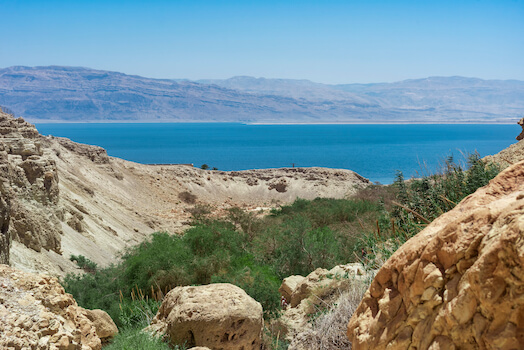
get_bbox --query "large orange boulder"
[347,161,524,349]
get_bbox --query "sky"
[1,0,523,84]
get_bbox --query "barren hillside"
[0,111,370,276]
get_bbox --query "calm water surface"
[35,123,518,184]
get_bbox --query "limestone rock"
[0,115,39,139]
[82,309,118,342]
[56,137,110,164]
[347,160,524,349]
[147,283,263,350]
[279,275,305,304]
[0,111,64,257]
[289,263,365,308]
[0,264,111,349]
[277,264,367,344]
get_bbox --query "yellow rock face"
[347,161,524,349]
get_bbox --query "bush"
[62,264,125,325]
[358,153,501,267]
[69,254,97,273]
[63,196,384,322]
[178,191,197,204]
[104,328,172,350]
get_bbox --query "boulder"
[146,283,263,350]
[288,263,366,308]
[279,275,305,304]
[82,309,118,342]
[276,263,368,344]
[347,160,524,349]
[0,264,113,349]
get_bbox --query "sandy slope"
[10,134,370,276]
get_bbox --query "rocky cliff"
[0,110,370,276]
[0,113,61,264]
[347,160,524,349]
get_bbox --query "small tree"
[201,164,209,170]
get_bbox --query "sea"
[34,123,518,185]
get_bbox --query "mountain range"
[0,66,523,123]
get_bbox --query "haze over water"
[36,123,517,184]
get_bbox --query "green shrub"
[104,328,172,350]
[62,264,125,325]
[359,153,501,267]
[119,287,161,329]
[69,254,98,273]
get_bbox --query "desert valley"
[1,108,524,349]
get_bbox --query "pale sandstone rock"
[0,111,63,257]
[55,137,110,164]
[146,283,263,350]
[277,263,368,344]
[82,309,118,342]
[290,263,365,308]
[347,160,524,349]
[279,275,305,304]
[483,119,524,169]
[0,264,111,349]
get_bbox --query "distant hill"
[0,66,522,123]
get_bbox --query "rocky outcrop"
[483,118,524,169]
[517,117,524,140]
[277,264,367,346]
[0,264,117,349]
[0,111,62,259]
[0,143,13,264]
[147,283,264,350]
[56,137,109,164]
[347,160,524,349]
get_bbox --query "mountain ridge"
[1,66,522,123]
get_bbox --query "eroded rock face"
[147,283,264,350]
[0,111,63,257]
[0,264,116,349]
[56,137,110,164]
[347,161,524,349]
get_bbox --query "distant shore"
[30,119,518,125]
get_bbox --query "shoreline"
[30,119,518,125]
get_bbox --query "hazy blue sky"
[1,0,523,83]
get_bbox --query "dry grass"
[290,279,369,350]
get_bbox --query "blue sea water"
[35,123,518,184]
